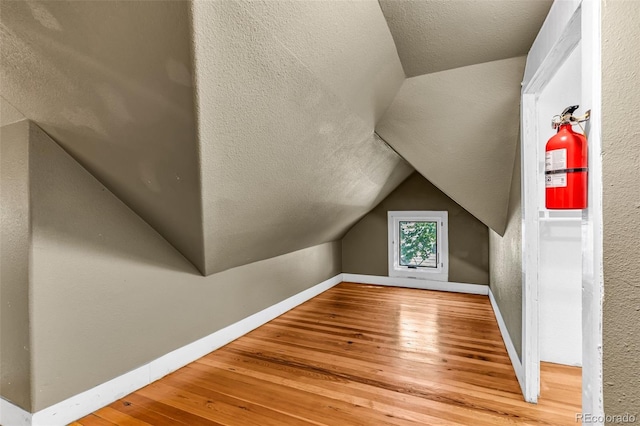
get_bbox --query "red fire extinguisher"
[545,105,589,209]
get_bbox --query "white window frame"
[388,211,449,282]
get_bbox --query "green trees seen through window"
[399,221,437,268]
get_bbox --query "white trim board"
[580,0,604,418]
[0,274,519,425]
[523,0,581,88]
[489,289,525,392]
[0,274,343,426]
[342,273,488,295]
[520,0,603,411]
[522,7,583,402]
[0,398,32,426]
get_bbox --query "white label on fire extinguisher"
[545,148,567,171]
[545,173,567,188]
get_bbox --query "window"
[388,211,448,281]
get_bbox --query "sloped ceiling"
[374,0,551,234]
[1,0,411,275]
[0,1,206,270]
[239,0,406,128]
[376,56,526,235]
[379,0,552,77]
[191,0,411,273]
[1,97,25,126]
[1,0,550,273]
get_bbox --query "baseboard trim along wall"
[1,274,526,425]
[0,398,32,426]
[488,288,525,392]
[342,273,489,295]
[0,274,343,426]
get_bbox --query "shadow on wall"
[22,121,199,275]
[342,172,489,285]
[9,122,345,411]
[1,0,205,272]
[204,137,413,270]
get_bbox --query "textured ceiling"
[376,56,527,235]
[241,0,405,128]
[1,0,412,275]
[0,1,206,271]
[1,0,549,273]
[1,97,25,126]
[191,0,412,273]
[379,0,552,76]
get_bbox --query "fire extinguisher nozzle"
[562,105,580,116]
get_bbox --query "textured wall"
[342,173,489,285]
[191,0,412,274]
[7,122,341,411]
[0,97,25,127]
[1,0,414,276]
[0,121,32,410]
[378,0,552,77]
[489,141,522,358]
[602,0,640,416]
[376,56,526,235]
[0,0,205,272]
[1,0,547,280]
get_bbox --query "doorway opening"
[520,0,603,419]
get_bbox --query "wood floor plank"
[117,394,223,426]
[79,282,581,425]
[191,355,523,426]
[166,366,418,426]
[93,407,156,426]
[75,413,120,426]
[138,380,317,426]
[105,398,197,426]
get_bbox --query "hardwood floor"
[74,283,581,425]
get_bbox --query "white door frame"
[520,0,603,416]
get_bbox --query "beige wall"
[342,173,489,285]
[602,0,640,416]
[1,0,206,273]
[4,122,341,411]
[376,57,525,235]
[1,0,413,276]
[192,0,412,274]
[0,120,32,410]
[488,142,522,358]
[0,97,25,126]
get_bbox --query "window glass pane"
[399,221,437,268]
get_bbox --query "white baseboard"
[2,275,527,425]
[0,398,32,426]
[1,274,342,426]
[342,273,489,295]
[488,288,525,392]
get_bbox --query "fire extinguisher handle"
[562,105,580,116]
